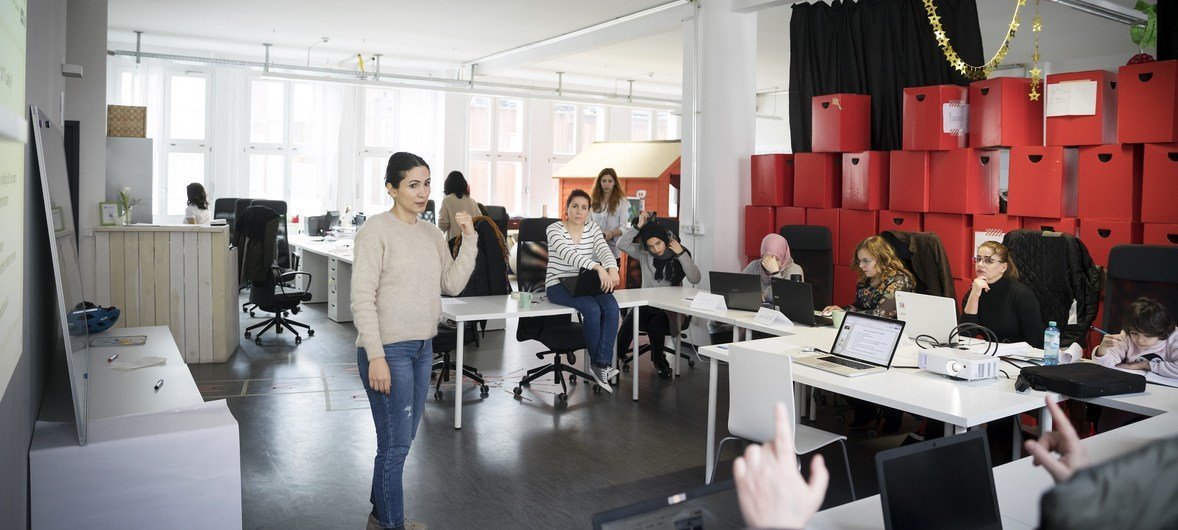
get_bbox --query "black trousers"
[618,307,671,366]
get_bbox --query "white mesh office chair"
[710,346,855,500]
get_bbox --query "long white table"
[288,234,355,322]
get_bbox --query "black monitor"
[324,211,340,231]
[876,430,1001,530]
[305,215,327,237]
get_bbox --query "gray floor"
[194,301,938,529]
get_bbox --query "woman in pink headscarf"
[742,233,804,303]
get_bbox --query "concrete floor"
[194,300,972,529]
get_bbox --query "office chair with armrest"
[1003,229,1102,349]
[780,225,834,310]
[1103,245,1178,332]
[213,198,238,233]
[237,206,314,345]
[709,347,855,501]
[481,204,509,236]
[511,217,602,404]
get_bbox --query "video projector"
[917,347,1001,381]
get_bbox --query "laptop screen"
[829,312,905,367]
[592,479,744,530]
[876,430,1001,530]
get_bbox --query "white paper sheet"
[942,101,969,135]
[1045,80,1098,117]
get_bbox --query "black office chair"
[431,216,512,400]
[237,206,314,345]
[511,218,601,404]
[780,225,834,310]
[250,199,290,269]
[213,198,238,232]
[418,200,436,224]
[1003,229,1102,349]
[481,204,509,236]
[1103,245,1178,331]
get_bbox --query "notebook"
[795,312,905,377]
[771,277,834,327]
[876,430,1002,530]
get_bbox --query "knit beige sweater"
[351,211,478,360]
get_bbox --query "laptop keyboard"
[820,356,873,370]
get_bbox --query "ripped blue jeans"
[358,339,432,529]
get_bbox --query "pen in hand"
[154,379,164,391]
[1090,326,1110,336]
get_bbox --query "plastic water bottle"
[1043,321,1060,366]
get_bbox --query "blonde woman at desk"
[184,182,212,225]
[823,236,914,319]
[351,152,477,530]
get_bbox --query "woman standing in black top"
[961,241,1045,347]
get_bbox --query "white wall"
[65,0,107,300]
[754,92,791,154]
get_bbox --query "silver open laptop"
[895,291,958,342]
[796,312,905,377]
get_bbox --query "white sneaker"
[604,366,621,381]
[589,366,614,393]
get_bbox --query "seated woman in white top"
[184,182,212,225]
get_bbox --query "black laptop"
[876,430,1002,530]
[709,271,763,312]
[771,277,833,327]
[591,478,744,529]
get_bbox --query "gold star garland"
[1028,0,1043,100]
[924,0,1026,80]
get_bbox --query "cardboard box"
[745,206,776,258]
[841,151,890,210]
[889,150,932,212]
[751,154,794,206]
[1077,144,1141,221]
[1045,70,1118,146]
[1007,146,1079,219]
[969,77,1043,148]
[794,153,842,208]
[1079,219,1142,268]
[929,148,1000,215]
[880,210,923,232]
[837,209,879,267]
[1142,143,1178,223]
[812,94,871,153]
[1118,60,1178,144]
[903,85,969,150]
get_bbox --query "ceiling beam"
[463,0,693,76]
[730,0,803,14]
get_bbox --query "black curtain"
[1161,0,1176,61]
[789,0,984,152]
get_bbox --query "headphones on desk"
[66,301,121,335]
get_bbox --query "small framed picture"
[99,202,120,226]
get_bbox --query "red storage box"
[1077,144,1141,221]
[1144,224,1178,246]
[973,214,1022,234]
[842,151,890,211]
[806,208,841,260]
[1079,219,1142,268]
[1022,217,1079,235]
[751,154,794,206]
[834,265,860,308]
[904,85,969,151]
[794,153,842,208]
[1118,60,1178,144]
[837,209,879,267]
[925,213,974,280]
[880,210,923,232]
[1142,143,1178,223]
[775,207,807,230]
[1008,146,1079,219]
[889,150,932,212]
[812,94,871,153]
[745,206,776,258]
[929,148,1000,215]
[969,77,1044,148]
[1045,70,1118,146]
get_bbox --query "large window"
[246,79,328,217]
[467,96,526,214]
[161,71,212,216]
[631,110,653,141]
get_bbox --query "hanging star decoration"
[1029,0,1043,100]
[923,0,1027,80]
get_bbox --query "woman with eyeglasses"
[823,236,914,319]
[961,241,1045,348]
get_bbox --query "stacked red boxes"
[1118,60,1178,144]
[811,94,871,153]
[969,77,1044,148]
[775,207,807,230]
[842,151,890,211]
[925,213,974,280]
[806,208,841,263]
[1142,143,1178,224]
[745,206,776,259]
[838,210,879,267]
[889,151,932,212]
[1079,220,1142,268]
[1144,224,1178,247]
[794,153,842,208]
[1077,144,1141,221]
[903,85,969,150]
[1022,217,1079,235]
[929,148,1000,215]
[1045,70,1118,146]
[879,210,923,232]
[1007,146,1079,219]
[834,265,860,308]
[751,154,794,206]
[973,214,1022,236]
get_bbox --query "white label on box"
[942,101,968,135]
[754,307,795,328]
[1046,80,1097,117]
[690,292,728,312]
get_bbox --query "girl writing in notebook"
[1094,297,1178,377]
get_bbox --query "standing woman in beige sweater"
[437,170,482,240]
[351,152,478,530]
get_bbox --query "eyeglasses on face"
[973,255,1005,265]
[855,258,875,266]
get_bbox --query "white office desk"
[811,382,1178,528]
[288,234,355,322]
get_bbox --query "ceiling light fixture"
[1046,0,1146,25]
